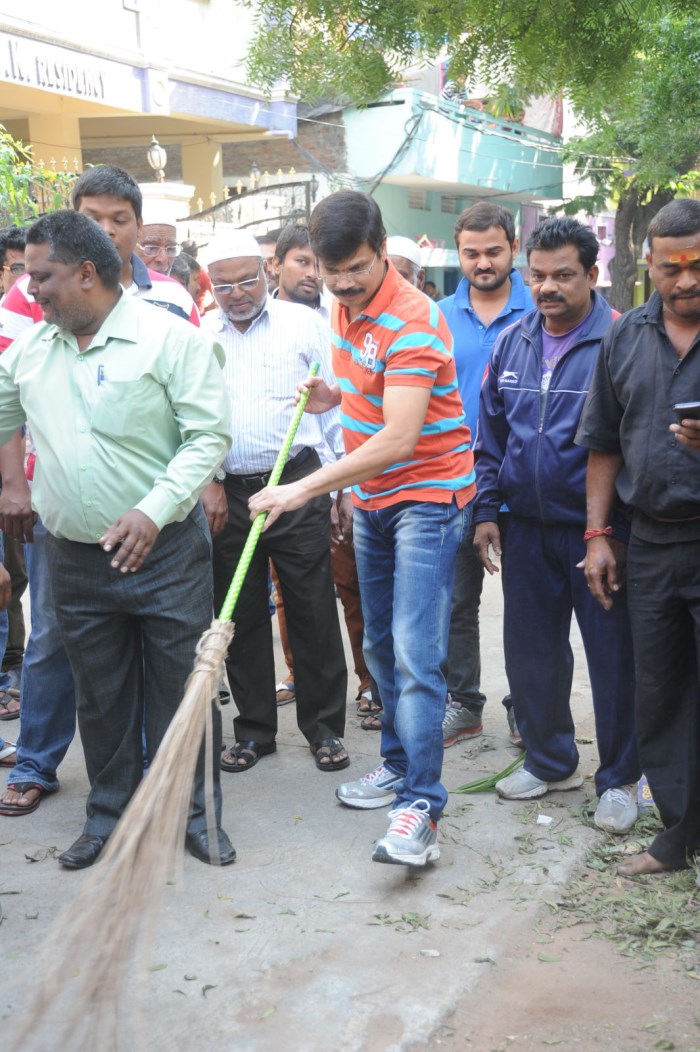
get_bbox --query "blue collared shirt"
[440,269,533,439]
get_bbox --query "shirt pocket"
[90,378,168,440]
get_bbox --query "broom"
[17,364,320,1051]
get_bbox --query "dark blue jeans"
[503,516,639,795]
[353,498,467,820]
[45,505,222,838]
[8,518,76,792]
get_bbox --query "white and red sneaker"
[372,799,440,866]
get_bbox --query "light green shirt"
[0,293,232,542]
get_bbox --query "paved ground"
[0,574,695,1050]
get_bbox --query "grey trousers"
[45,504,223,838]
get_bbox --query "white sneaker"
[594,784,639,834]
[335,763,401,809]
[372,799,440,867]
[496,766,583,799]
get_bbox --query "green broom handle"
[217,361,320,623]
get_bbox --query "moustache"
[474,269,495,277]
[334,288,364,297]
[671,291,700,299]
[537,295,566,303]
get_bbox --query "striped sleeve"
[0,276,43,352]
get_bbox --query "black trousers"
[46,506,222,838]
[627,534,700,867]
[213,450,347,745]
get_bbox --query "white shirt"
[204,296,339,474]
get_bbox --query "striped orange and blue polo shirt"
[331,261,475,510]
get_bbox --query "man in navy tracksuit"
[473,217,640,833]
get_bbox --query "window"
[408,188,428,210]
[441,195,461,214]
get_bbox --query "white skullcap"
[141,207,178,229]
[386,235,422,268]
[202,230,263,267]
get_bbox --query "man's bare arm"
[582,449,624,610]
[0,431,36,542]
[248,385,432,528]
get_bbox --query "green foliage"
[565,13,700,198]
[243,0,656,106]
[0,124,77,227]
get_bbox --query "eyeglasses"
[212,266,264,295]
[317,253,379,284]
[2,262,25,275]
[139,244,179,259]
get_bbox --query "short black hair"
[0,225,27,263]
[170,254,191,287]
[647,199,700,248]
[526,216,599,272]
[309,191,386,264]
[180,239,199,259]
[26,211,122,288]
[256,228,284,248]
[72,165,142,221]
[454,202,516,249]
[180,251,200,274]
[274,225,312,263]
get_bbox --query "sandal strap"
[313,737,344,757]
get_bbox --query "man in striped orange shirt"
[250,191,474,867]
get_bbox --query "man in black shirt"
[577,198,700,875]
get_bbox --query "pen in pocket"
[97,364,105,386]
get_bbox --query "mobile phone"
[674,401,700,423]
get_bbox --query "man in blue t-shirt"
[439,203,533,747]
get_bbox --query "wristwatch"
[212,469,226,484]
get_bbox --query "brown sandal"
[0,691,20,721]
[360,712,382,731]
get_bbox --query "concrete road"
[0,574,607,1050]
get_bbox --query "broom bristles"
[15,618,235,1051]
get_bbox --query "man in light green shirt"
[0,210,234,869]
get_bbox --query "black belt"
[227,446,313,490]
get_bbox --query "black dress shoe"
[186,827,236,866]
[58,833,108,869]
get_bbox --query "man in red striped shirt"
[250,191,474,867]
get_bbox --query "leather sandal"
[310,737,350,772]
[0,691,20,721]
[360,712,383,731]
[0,782,45,816]
[275,680,296,706]
[220,740,276,773]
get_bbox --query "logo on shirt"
[500,370,518,384]
[359,332,379,373]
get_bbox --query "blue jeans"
[0,532,11,698]
[9,518,76,792]
[353,498,468,819]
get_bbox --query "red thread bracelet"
[583,527,614,542]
